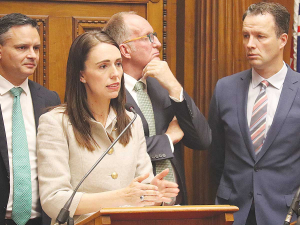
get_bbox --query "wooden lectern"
[77,205,239,225]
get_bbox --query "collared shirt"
[0,75,41,219]
[247,62,287,135]
[95,106,117,133]
[124,73,184,153]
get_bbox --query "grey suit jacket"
[126,77,211,204]
[209,66,300,225]
[0,80,60,225]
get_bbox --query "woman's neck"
[87,97,110,127]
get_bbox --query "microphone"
[55,104,137,225]
[125,103,137,114]
[284,186,300,225]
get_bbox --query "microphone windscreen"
[125,103,134,112]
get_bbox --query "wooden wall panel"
[0,0,174,102]
[48,16,72,98]
[181,0,294,205]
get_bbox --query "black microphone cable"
[284,186,300,225]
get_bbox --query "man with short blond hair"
[104,12,211,205]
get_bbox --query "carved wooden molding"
[163,0,167,61]
[150,0,160,2]
[31,16,49,87]
[72,16,110,39]
[12,0,150,3]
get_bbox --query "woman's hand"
[120,173,163,206]
[150,169,180,203]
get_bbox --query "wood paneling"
[0,0,175,102]
[180,0,294,205]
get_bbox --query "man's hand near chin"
[142,59,182,99]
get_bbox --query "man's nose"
[153,36,162,49]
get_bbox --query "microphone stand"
[296,204,300,225]
[284,186,300,225]
[55,105,137,225]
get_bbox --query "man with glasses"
[104,12,211,205]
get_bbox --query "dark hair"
[64,30,132,151]
[242,2,290,37]
[0,13,38,44]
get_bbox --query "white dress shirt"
[0,75,41,219]
[247,63,287,136]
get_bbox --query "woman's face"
[80,43,123,101]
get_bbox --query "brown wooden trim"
[72,16,110,40]
[10,0,150,3]
[32,16,49,88]
[163,0,167,61]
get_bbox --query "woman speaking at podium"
[36,31,179,224]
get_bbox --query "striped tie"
[250,80,269,155]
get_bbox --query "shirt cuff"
[169,88,184,102]
[165,134,174,153]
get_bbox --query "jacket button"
[108,148,114,155]
[249,192,253,198]
[111,172,118,179]
[254,166,260,172]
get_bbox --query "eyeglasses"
[123,32,157,44]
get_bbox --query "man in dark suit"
[0,13,60,225]
[209,3,299,225]
[104,12,211,205]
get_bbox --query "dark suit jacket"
[126,77,211,204]
[209,66,300,225]
[0,80,61,225]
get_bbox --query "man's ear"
[119,43,131,59]
[279,33,288,49]
[0,45,2,60]
[80,71,86,83]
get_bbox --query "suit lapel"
[125,89,149,136]
[237,70,256,160]
[257,68,299,161]
[0,105,9,176]
[28,80,45,131]
[147,77,171,110]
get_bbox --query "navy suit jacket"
[209,66,300,225]
[0,80,60,225]
[126,77,211,204]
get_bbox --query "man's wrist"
[169,87,184,102]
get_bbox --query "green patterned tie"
[10,87,32,225]
[134,81,175,182]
